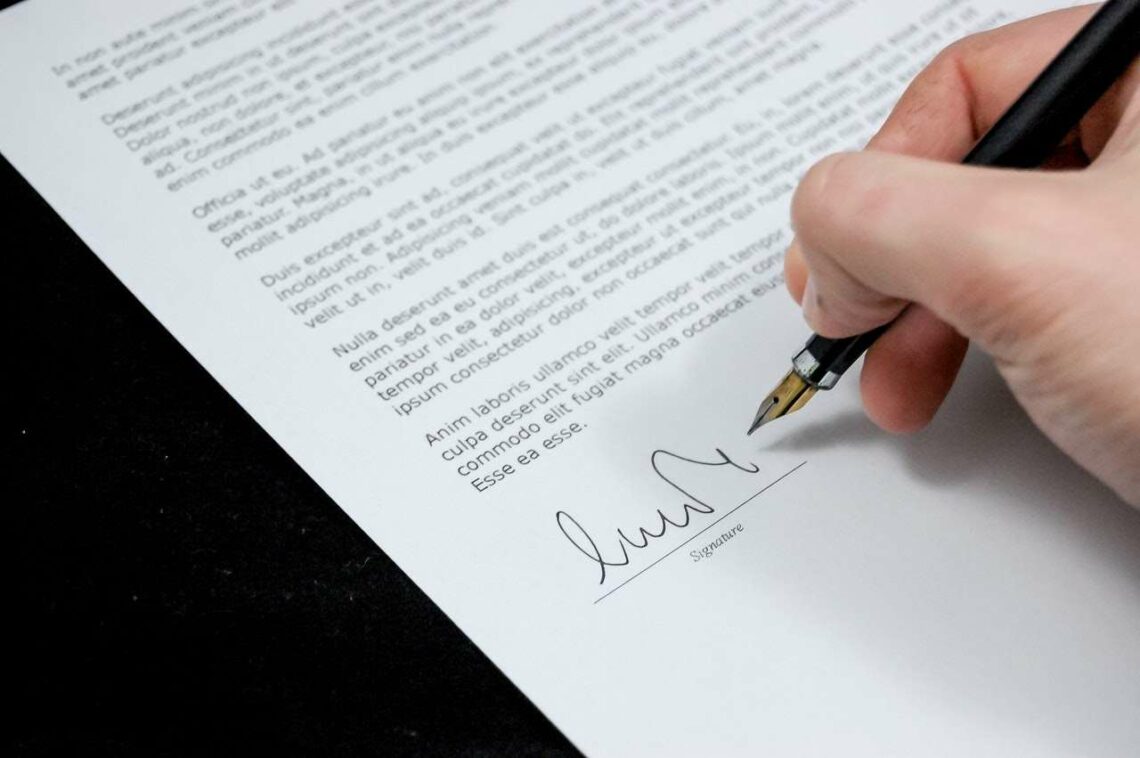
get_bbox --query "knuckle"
[907,40,970,103]
[934,35,974,66]
[933,27,990,69]
[923,45,961,81]
[875,36,990,154]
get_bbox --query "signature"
[556,448,764,585]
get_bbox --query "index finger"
[785,3,1101,301]
[867,3,1102,160]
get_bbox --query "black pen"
[749,0,1140,435]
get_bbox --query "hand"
[783,4,1140,505]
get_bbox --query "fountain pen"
[749,0,1140,435]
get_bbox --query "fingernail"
[802,277,820,327]
[785,237,800,260]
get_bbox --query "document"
[4,0,1139,754]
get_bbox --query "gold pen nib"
[747,370,817,435]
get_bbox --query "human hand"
[783,5,1140,505]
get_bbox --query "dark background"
[5,2,577,754]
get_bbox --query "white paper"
[3,0,1139,754]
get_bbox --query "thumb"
[789,150,1078,347]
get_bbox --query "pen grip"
[799,326,889,389]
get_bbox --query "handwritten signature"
[556,449,765,585]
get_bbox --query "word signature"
[556,449,765,585]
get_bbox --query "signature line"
[594,460,807,604]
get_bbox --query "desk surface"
[4,32,576,754]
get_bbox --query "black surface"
[5,4,578,755]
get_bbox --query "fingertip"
[784,240,808,303]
